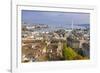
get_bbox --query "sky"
[22,10,90,26]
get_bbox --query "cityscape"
[21,10,90,63]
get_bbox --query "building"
[67,37,80,49]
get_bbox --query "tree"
[63,43,83,60]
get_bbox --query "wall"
[0,0,99,73]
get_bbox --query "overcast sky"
[22,10,90,26]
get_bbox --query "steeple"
[71,18,74,30]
